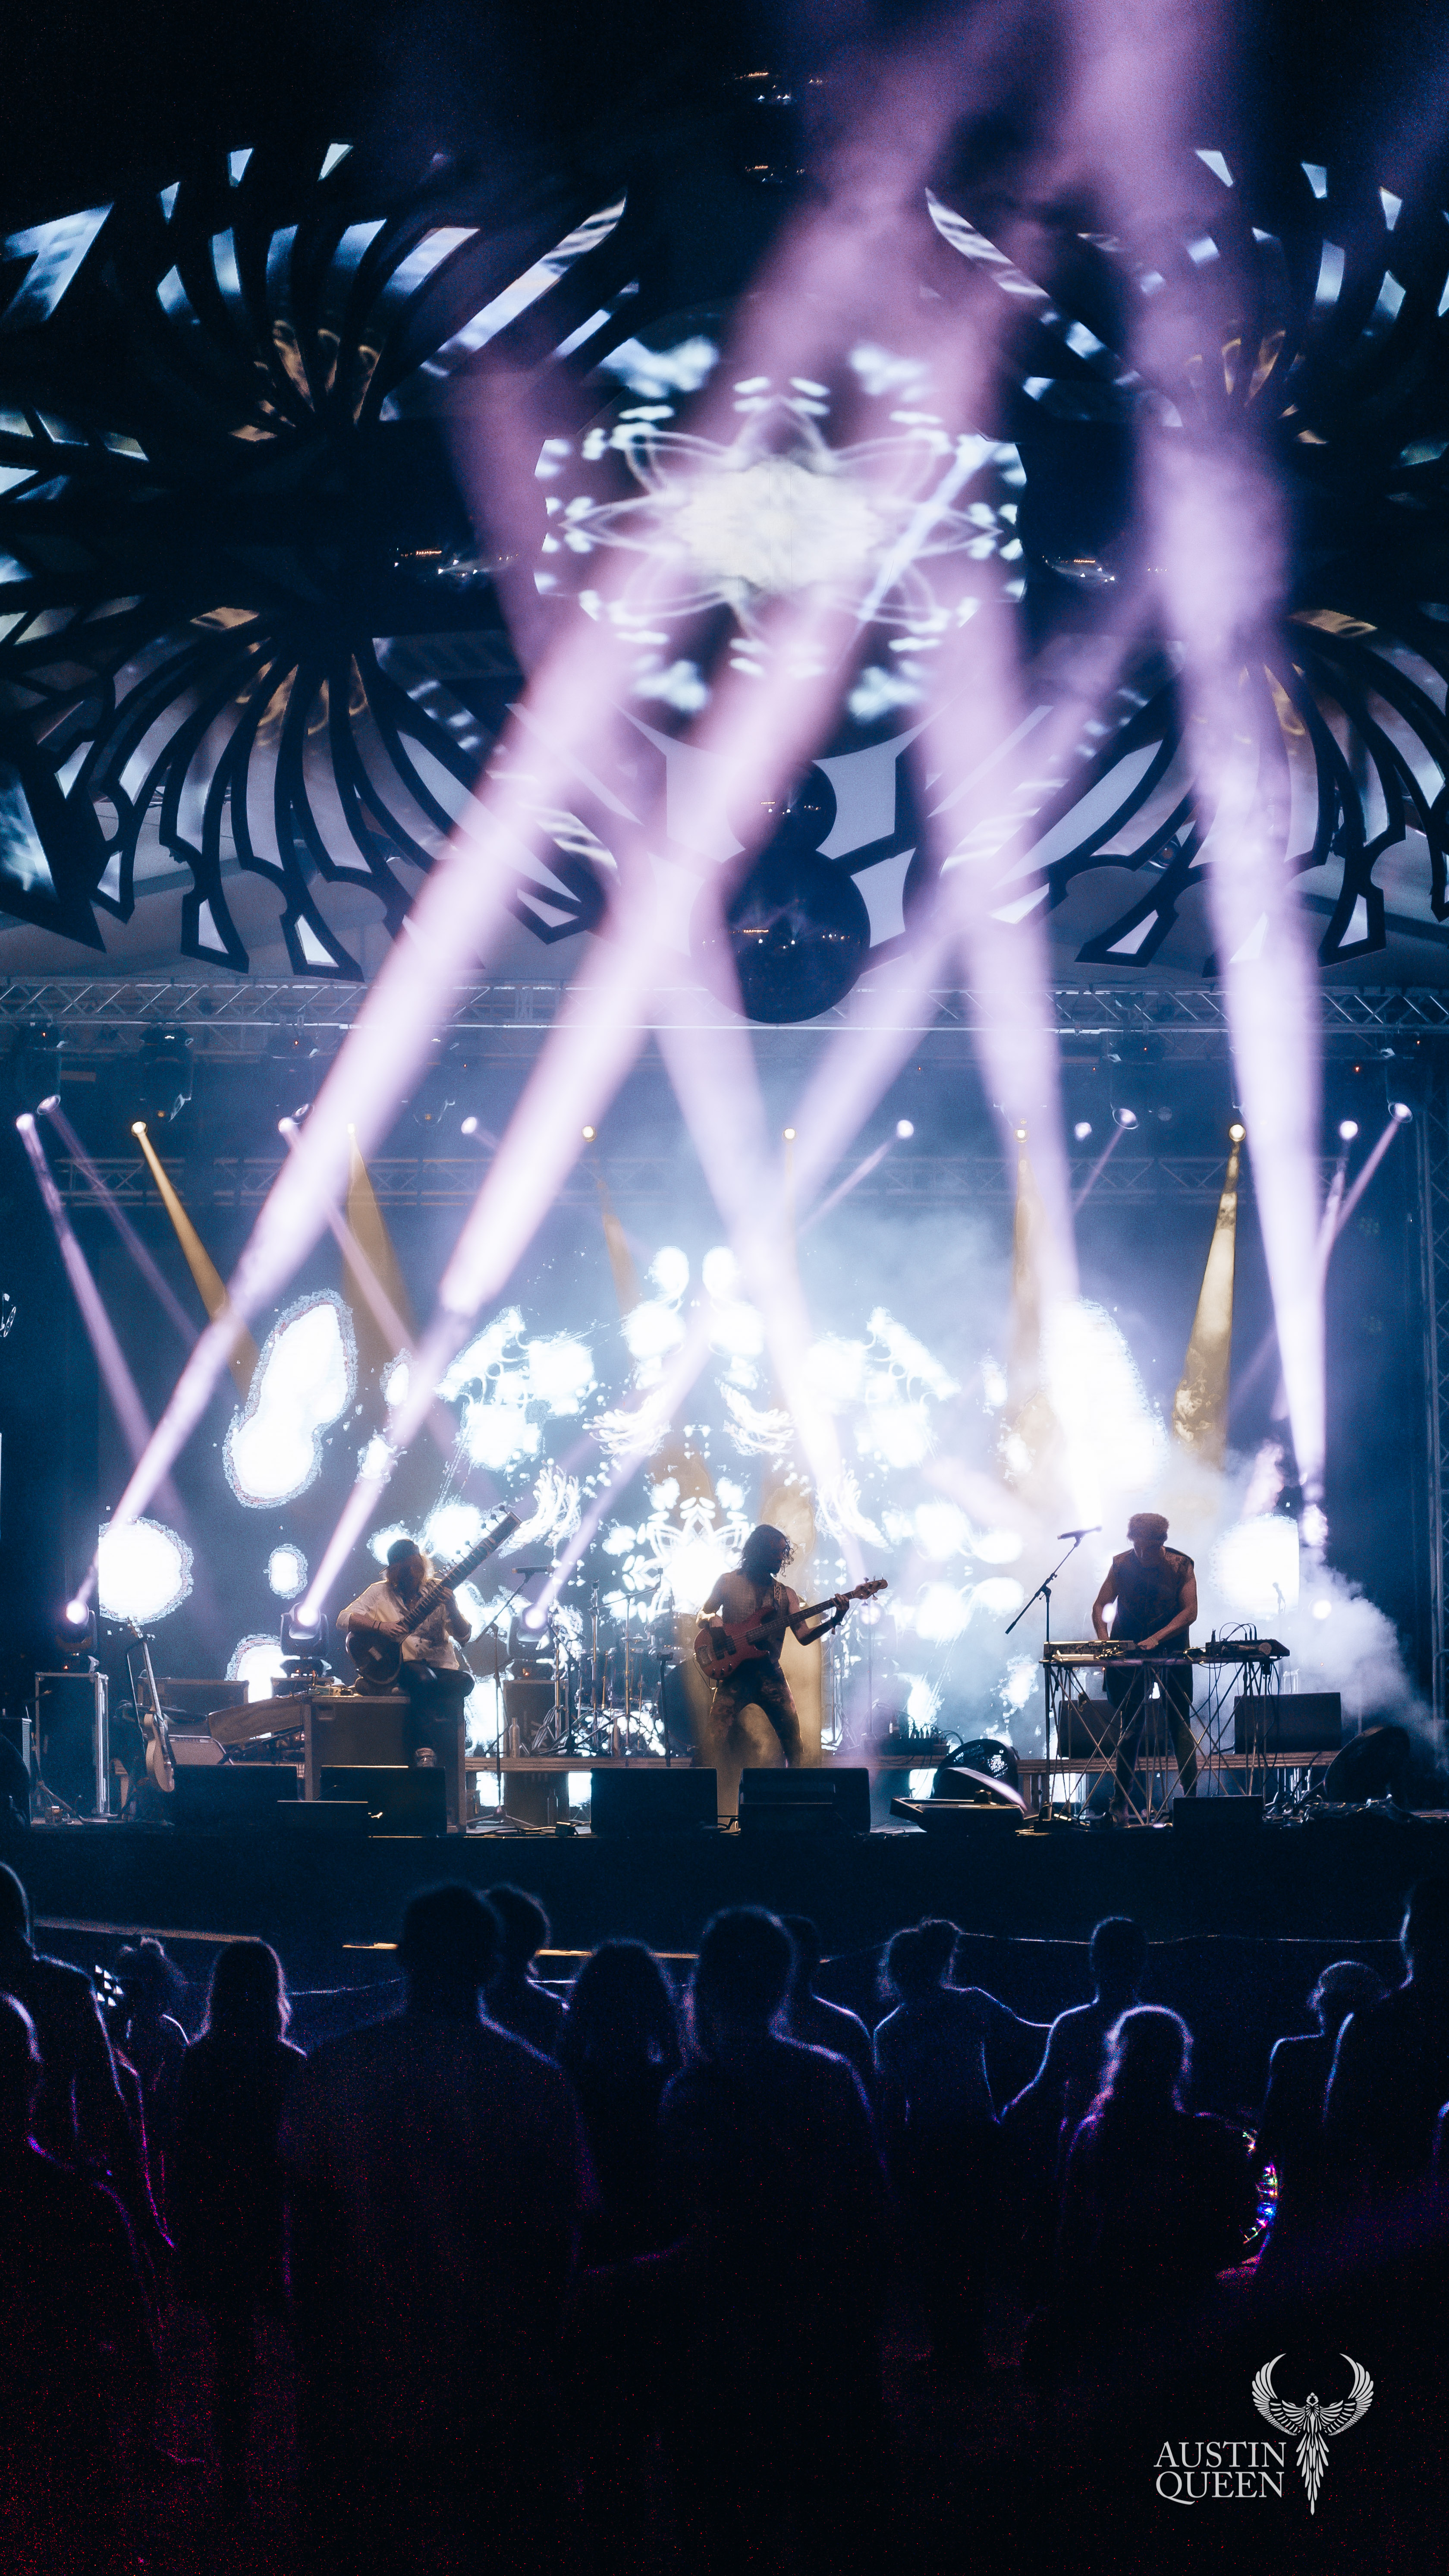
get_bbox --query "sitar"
[694,1577,887,1682]
[346,1510,521,1687]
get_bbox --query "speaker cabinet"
[738,1767,871,1835]
[35,1672,107,1816]
[1232,1692,1341,1756]
[588,1766,718,1836]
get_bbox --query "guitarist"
[700,1526,849,1770]
[339,1539,473,1826]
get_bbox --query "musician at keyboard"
[1090,1513,1199,1824]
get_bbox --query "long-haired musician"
[700,1525,848,1770]
[1090,1512,1198,1824]
[339,1540,472,1826]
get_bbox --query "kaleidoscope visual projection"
[192,1210,1416,1754]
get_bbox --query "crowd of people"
[2,1859,1448,2573]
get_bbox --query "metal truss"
[1418,1071,1449,1728]
[6,978,1449,1058]
[49,1144,1304,1213]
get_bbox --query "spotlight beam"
[798,1137,895,1234]
[131,1121,258,1394]
[1071,1120,1127,1212]
[38,1100,197,1345]
[1334,1115,1403,1236]
[16,1115,154,1505]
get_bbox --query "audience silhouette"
[1054,2006,1257,2342]
[874,1917,1042,2374]
[1256,1957,1385,2237]
[1324,1876,1449,2193]
[4,1858,1448,2572]
[112,1937,188,2229]
[172,1941,304,2518]
[781,1912,876,2099]
[0,1991,155,2576]
[559,1936,682,2259]
[0,1864,160,2261]
[285,1883,585,2575]
[484,1882,566,2056]
[659,1906,887,2573]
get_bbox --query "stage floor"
[13,1803,1446,1963]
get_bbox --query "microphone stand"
[1005,1532,1089,1648]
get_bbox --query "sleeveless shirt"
[1112,1547,1193,1644]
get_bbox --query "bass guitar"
[694,1577,887,1683]
[346,1509,521,1687]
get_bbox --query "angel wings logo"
[1252,2354,1374,2515]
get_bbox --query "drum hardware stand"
[463,1572,530,1822]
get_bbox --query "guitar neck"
[402,1512,519,1634]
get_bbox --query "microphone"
[509,1565,552,1576]
[1057,1525,1101,1541]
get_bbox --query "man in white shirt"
[339,1540,473,1827]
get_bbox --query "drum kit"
[482,1576,695,1760]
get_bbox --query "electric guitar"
[346,1511,521,1687]
[694,1577,887,1682]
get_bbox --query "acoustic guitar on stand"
[694,1578,887,1683]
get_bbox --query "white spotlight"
[1073,1120,1093,1141]
[1338,1119,1359,1141]
[64,1597,88,1626]
[1312,1597,1333,1620]
[1113,1106,1138,1130]
[895,1119,914,1140]
[1389,1100,1413,1124]
[460,1115,479,1136]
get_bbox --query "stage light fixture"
[1073,1121,1092,1141]
[56,1599,97,1657]
[1229,1121,1246,1143]
[1113,1106,1138,1129]
[1389,1100,1413,1123]
[1312,1597,1332,1619]
[136,1028,194,1125]
[1014,1125,1028,1141]
[895,1119,914,1139]
[783,1126,797,1141]
[1339,1119,1358,1141]
[461,1115,479,1136]
[581,1126,596,1140]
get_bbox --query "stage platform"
[12,1802,1447,1965]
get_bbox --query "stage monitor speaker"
[588,1766,718,1837]
[1322,1724,1411,1804]
[1172,1792,1263,1836]
[1233,1692,1341,1756]
[35,1672,107,1816]
[319,1764,446,1835]
[738,1767,871,1836]
[171,1764,299,1831]
[890,1796,1022,1833]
